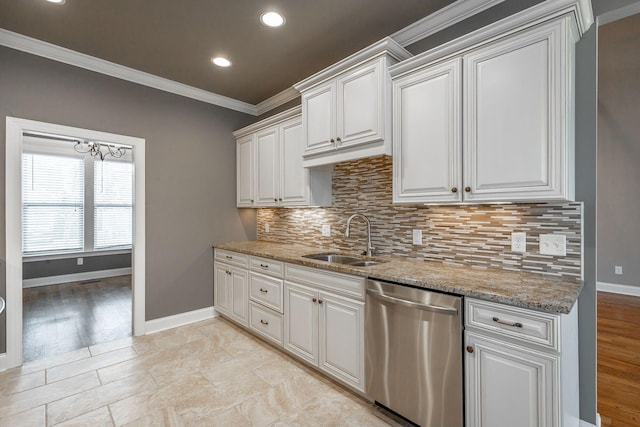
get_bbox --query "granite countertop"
[213,240,583,314]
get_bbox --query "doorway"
[5,117,146,369]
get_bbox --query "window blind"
[94,160,133,249]
[22,153,84,254]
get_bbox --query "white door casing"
[4,117,146,369]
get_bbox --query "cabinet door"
[279,117,309,206]
[393,57,462,204]
[236,135,254,207]
[465,332,558,427]
[463,20,568,202]
[214,263,231,315]
[229,267,249,326]
[302,82,336,156]
[255,127,279,206]
[283,282,318,365]
[337,58,384,148]
[318,291,365,391]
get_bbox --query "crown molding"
[597,1,640,26]
[255,87,300,116]
[233,105,301,138]
[391,0,507,47]
[390,0,593,78]
[294,37,411,92]
[0,29,258,116]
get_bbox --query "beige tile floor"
[0,317,395,426]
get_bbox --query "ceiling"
[0,0,455,106]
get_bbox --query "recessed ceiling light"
[212,57,231,67]
[260,11,285,28]
[46,0,66,4]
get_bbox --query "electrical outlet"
[539,234,566,256]
[511,232,526,253]
[77,257,83,266]
[412,229,423,245]
[265,223,270,233]
[321,224,331,237]
[615,266,623,275]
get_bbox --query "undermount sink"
[302,252,384,267]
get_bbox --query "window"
[94,161,133,249]
[22,153,85,254]
[22,138,133,256]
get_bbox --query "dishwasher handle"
[366,289,459,316]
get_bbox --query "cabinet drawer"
[285,263,365,300]
[250,256,284,278]
[465,298,559,351]
[215,249,249,268]
[249,302,283,346]
[249,272,283,313]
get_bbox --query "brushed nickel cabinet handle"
[466,346,474,353]
[492,316,523,328]
[259,288,268,293]
[260,319,269,326]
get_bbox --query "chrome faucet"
[345,213,374,257]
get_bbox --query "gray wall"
[0,46,257,353]
[597,11,640,287]
[23,253,132,280]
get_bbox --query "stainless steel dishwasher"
[365,279,463,427]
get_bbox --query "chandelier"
[74,140,126,161]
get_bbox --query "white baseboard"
[0,353,7,372]
[145,306,218,335]
[22,267,132,288]
[597,281,640,297]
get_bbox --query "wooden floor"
[597,291,640,427]
[23,275,132,363]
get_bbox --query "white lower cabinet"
[465,331,557,427]
[464,298,580,427]
[284,276,365,392]
[214,262,249,326]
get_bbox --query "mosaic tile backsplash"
[257,156,582,278]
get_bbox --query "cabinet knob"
[274,198,278,202]
[278,198,282,202]
[318,299,323,305]
[451,187,458,193]
[464,187,471,193]
[330,138,335,143]
[466,346,474,353]
[250,199,254,203]
[336,137,341,143]
[312,297,317,303]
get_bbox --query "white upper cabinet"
[295,38,411,167]
[463,18,575,202]
[234,107,331,208]
[255,127,279,207]
[391,10,582,204]
[393,57,462,204]
[236,135,254,207]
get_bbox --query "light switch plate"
[412,229,423,245]
[539,234,566,256]
[511,232,526,253]
[321,224,331,237]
